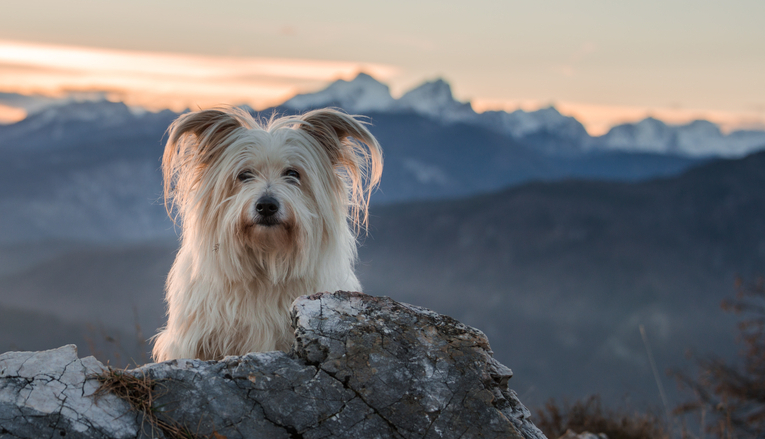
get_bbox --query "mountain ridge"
[4,75,763,158]
[283,73,765,158]
[0,100,702,243]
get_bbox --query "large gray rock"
[0,291,546,439]
[0,344,140,438]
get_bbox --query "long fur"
[152,107,382,362]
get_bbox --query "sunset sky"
[1,0,763,135]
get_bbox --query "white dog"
[152,107,382,362]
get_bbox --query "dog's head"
[162,107,382,280]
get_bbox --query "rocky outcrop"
[0,291,546,439]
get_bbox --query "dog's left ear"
[298,109,383,229]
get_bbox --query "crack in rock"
[1,292,547,439]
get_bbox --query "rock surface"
[558,431,608,439]
[0,291,546,439]
[0,345,140,438]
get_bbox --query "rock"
[0,345,140,438]
[559,430,608,439]
[0,291,547,439]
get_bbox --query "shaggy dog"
[152,107,382,362]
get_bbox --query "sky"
[0,0,763,135]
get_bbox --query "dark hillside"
[357,151,765,405]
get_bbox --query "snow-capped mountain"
[283,73,586,140]
[25,101,138,131]
[0,74,759,244]
[482,107,588,140]
[0,100,164,152]
[283,72,395,113]
[0,96,701,242]
[591,117,765,158]
[284,73,480,125]
[393,79,477,124]
[281,73,765,159]
[284,73,586,151]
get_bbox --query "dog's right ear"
[162,108,248,217]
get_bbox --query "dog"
[151,107,382,362]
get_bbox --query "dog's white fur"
[152,107,382,362]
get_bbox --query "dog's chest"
[197,283,302,358]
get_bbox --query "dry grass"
[534,395,671,439]
[93,367,201,439]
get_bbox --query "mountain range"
[283,73,765,158]
[3,72,765,161]
[0,95,703,243]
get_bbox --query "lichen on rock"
[0,291,547,439]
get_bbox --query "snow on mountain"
[282,74,765,158]
[31,100,137,126]
[283,72,395,113]
[283,74,588,151]
[0,101,138,147]
[393,79,478,124]
[594,117,765,158]
[0,92,65,115]
[0,100,175,154]
[595,117,674,154]
[4,74,765,159]
[285,74,479,125]
[481,106,588,140]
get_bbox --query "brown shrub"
[534,395,670,439]
[672,276,765,439]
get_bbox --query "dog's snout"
[255,196,280,217]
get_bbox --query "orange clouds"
[0,103,26,124]
[0,39,399,112]
[2,39,763,135]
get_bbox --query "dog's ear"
[165,109,247,164]
[298,109,383,229]
[162,108,249,218]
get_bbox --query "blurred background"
[1,0,764,421]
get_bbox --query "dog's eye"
[283,169,300,183]
[237,171,254,182]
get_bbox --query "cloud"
[0,103,26,124]
[0,39,400,111]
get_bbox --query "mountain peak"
[395,78,476,122]
[283,72,394,112]
[398,78,455,105]
[11,100,137,135]
[594,115,765,157]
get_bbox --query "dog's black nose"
[255,196,280,217]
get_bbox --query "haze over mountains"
[0,74,764,407]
